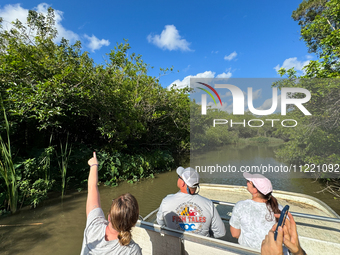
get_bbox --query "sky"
[0,1,314,112]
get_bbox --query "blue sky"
[0,1,313,110]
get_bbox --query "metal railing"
[143,199,340,224]
[211,199,340,223]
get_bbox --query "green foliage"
[288,0,340,77]
[249,137,269,143]
[15,147,55,209]
[0,7,189,213]
[238,137,284,144]
[18,178,54,209]
[274,0,340,186]
[98,150,174,186]
[0,8,189,153]
[205,126,238,146]
[0,103,18,213]
[56,135,72,198]
[190,101,285,150]
[292,0,340,59]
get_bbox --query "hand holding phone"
[274,205,289,241]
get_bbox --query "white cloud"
[238,88,261,103]
[147,25,192,51]
[257,95,281,113]
[216,72,232,78]
[0,3,110,52]
[221,91,232,98]
[84,34,110,52]
[0,4,28,28]
[274,57,310,72]
[36,3,79,43]
[224,51,237,61]
[168,69,234,90]
[0,3,79,43]
[250,89,261,100]
[168,71,215,90]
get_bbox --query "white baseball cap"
[176,167,199,188]
[243,172,273,195]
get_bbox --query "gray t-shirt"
[229,199,283,250]
[80,208,141,255]
[156,191,226,238]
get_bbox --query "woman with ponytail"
[229,173,284,251]
[80,152,141,255]
[109,194,140,247]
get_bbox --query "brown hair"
[257,189,281,222]
[109,193,139,246]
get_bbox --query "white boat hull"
[132,184,340,255]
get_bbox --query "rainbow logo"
[197,82,222,106]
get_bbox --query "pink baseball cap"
[243,172,273,195]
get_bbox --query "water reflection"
[193,144,307,187]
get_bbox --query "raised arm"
[86,152,101,217]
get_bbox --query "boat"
[131,184,340,255]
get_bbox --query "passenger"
[261,212,307,255]
[229,173,284,251]
[157,167,226,238]
[80,152,141,255]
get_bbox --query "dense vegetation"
[190,101,287,151]
[274,0,340,196]
[0,8,189,214]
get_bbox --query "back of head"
[109,193,139,246]
[243,173,281,220]
[177,167,200,194]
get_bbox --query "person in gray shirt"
[157,167,226,238]
[80,152,141,255]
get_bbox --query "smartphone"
[274,205,289,241]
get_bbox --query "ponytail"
[118,230,132,246]
[259,191,281,222]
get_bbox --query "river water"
[0,144,339,255]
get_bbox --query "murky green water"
[0,144,339,255]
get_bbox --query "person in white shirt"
[157,167,226,238]
[229,172,283,251]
